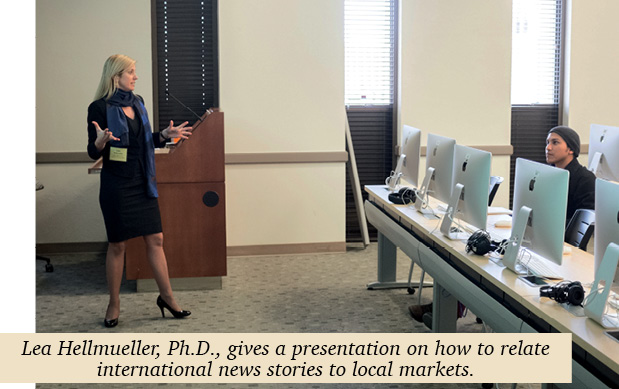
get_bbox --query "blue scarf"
[106,89,158,198]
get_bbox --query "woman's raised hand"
[92,121,120,151]
[162,120,192,140]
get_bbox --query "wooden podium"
[125,109,226,290]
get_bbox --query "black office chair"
[37,255,54,273]
[36,180,53,272]
[488,176,504,206]
[565,208,595,251]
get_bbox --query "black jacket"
[564,158,596,224]
[87,97,166,178]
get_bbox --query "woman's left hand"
[162,120,192,140]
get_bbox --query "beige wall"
[36,0,153,244]
[220,0,345,153]
[563,0,619,143]
[36,0,154,152]
[36,0,346,248]
[36,0,619,247]
[219,0,346,247]
[399,0,513,208]
[225,164,345,246]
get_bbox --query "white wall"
[36,0,619,247]
[220,0,344,153]
[399,0,513,208]
[219,0,346,247]
[36,0,346,248]
[36,0,154,152]
[36,0,153,244]
[563,0,619,142]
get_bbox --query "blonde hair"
[93,54,136,101]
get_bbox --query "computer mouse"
[494,219,512,228]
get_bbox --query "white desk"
[364,185,618,389]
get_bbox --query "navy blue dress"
[87,98,165,243]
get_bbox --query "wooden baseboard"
[36,242,108,254]
[37,241,347,256]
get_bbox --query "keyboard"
[516,255,563,280]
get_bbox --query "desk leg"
[433,282,457,332]
[377,232,397,282]
[367,232,433,290]
[366,232,398,289]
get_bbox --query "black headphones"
[388,187,417,205]
[465,230,506,255]
[539,281,585,306]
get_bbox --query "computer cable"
[385,170,402,189]
[583,286,619,317]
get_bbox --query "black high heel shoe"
[157,295,191,318]
[104,318,118,328]
[104,304,119,328]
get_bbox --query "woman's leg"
[105,241,126,320]
[143,233,182,311]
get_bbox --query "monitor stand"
[502,206,532,273]
[414,166,435,215]
[588,151,603,176]
[440,183,468,240]
[584,242,619,328]
[387,154,406,191]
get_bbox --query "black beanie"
[548,126,580,158]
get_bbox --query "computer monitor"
[593,178,619,284]
[440,145,491,240]
[386,125,422,191]
[588,124,619,182]
[414,133,456,213]
[585,178,619,328]
[400,125,421,188]
[502,158,569,274]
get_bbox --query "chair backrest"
[564,208,596,250]
[488,176,504,206]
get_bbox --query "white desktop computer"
[440,145,491,240]
[400,125,421,188]
[584,178,619,328]
[415,133,456,213]
[386,125,421,191]
[589,124,619,182]
[502,158,569,280]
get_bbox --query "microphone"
[164,89,203,123]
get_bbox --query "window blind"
[510,0,563,205]
[345,0,397,241]
[153,0,218,129]
[345,0,396,106]
[346,107,393,241]
[511,0,562,105]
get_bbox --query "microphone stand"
[164,89,204,123]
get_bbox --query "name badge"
[109,147,128,162]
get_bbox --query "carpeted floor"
[35,243,539,389]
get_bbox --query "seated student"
[409,125,596,328]
[545,126,596,224]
